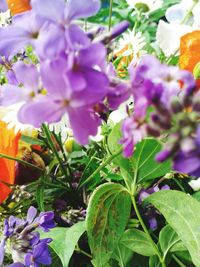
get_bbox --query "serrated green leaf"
[86,183,131,267]
[146,190,200,267]
[120,229,155,256]
[40,222,86,267]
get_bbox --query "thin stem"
[172,254,186,267]
[76,245,92,259]
[108,0,114,31]
[117,246,125,267]
[172,178,186,193]
[0,153,43,172]
[79,148,122,188]
[42,124,70,184]
[130,194,166,267]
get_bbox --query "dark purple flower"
[25,242,52,267]
[38,212,55,232]
[138,184,170,230]
[6,263,25,267]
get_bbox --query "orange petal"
[179,30,200,72]
[6,0,31,15]
[0,121,20,204]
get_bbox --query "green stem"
[130,194,166,267]
[172,178,186,193]
[117,246,125,267]
[181,0,198,25]
[128,155,165,267]
[0,153,43,171]
[42,124,71,184]
[79,148,122,188]
[108,0,114,31]
[76,245,92,259]
[172,254,186,267]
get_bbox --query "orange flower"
[6,0,31,15]
[0,121,20,204]
[180,30,200,72]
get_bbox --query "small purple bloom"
[25,242,52,267]
[38,212,55,232]
[120,116,147,158]
[173,127,200,177]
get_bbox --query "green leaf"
[149,255,162,267]
[21,134,44,146]
[112,244,133,266]
[120,229,155,256]
[131,138,171,183]
[40,222,86,267]
[86,183,131,267]
[146,190,200,267]
[159,225,181,259]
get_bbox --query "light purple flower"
[0,62,40,106]
[173,126,200,177]
[0,0,7,12]
[120,116,147,158]
[18,44,109,145]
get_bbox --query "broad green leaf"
[146,190,200,267]
[40,222,86,267]
[108,125,171,184]
[86,183,131,267]
[159,225,181,259]
[131,138,171,183]
[120,229,155,256]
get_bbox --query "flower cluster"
[120,55,200,177]
[0,0,129,146]
[0,206,55,267]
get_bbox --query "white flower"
[0,104,34,133]
[156,0,200,57]
[156,20,192,57]
[108,97,134,125]
[126,0,163,12]
[189,178,200,191]
[116,29,147,59]
[0,10,11,27]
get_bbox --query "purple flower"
[17,44,109,145]
[138,184,170,230]
[38,212,55,232]
[130,55,195,116]
[173,126,200,177]
[0,207,55,266]
[0,62,40,106]
[0,0,7,12]
[25,242,52,267]
[120,116,147,158]
[0,238,6,265]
